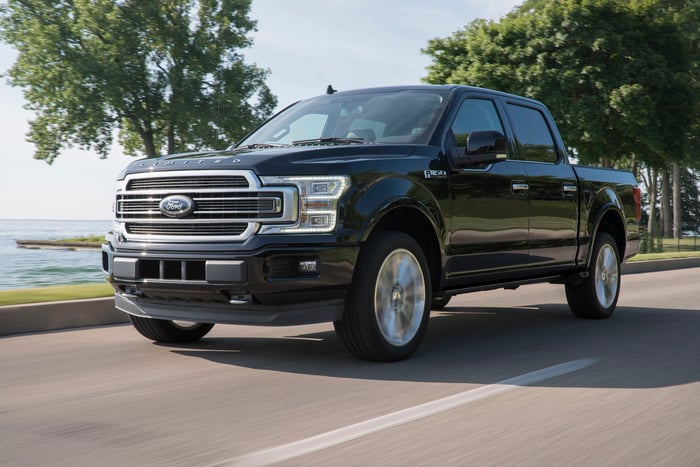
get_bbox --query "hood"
[118,144,419,179]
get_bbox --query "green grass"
[55,235,105,244]
[0,283,114,307]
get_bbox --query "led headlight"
[259,175,350,234]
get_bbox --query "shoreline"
[15,240,102,251]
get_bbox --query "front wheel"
[565,232,620,319]
[334,231,431,361]
[129,315,214,343]
[431,296,452,310]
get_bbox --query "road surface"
[2,268,699,466]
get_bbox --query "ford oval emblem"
[159,195,195,218]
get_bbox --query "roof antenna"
[326,84,337,95]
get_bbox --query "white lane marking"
[213,358,597,467]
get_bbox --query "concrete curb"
[1,257,699,337]
[0,297,127,337]
[621,257,700,275]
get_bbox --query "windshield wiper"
[235,143,289,150]
[292,137,368,146]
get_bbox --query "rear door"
[504,101,579,268]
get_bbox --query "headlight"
[259,175,350,234]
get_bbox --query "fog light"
[309,214,330,227]
[297,259,319,274]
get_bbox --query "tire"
[431,296,452,310]
[565,232,620,319]
[334,231,431,361]
[129,315,214,343]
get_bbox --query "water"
[0,219,112,290]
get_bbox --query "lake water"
[0,219,112,290]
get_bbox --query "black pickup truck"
[103,85,641,361]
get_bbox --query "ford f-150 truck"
[102,85,641,361]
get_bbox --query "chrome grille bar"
[115,170,297,242]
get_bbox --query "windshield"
[236,89,449,147]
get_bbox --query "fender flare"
[581,187,627,268]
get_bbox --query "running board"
[441,275,564,296]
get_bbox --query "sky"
[0,0,521,220]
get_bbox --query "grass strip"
[0,283,113,307]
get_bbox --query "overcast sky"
[0,0,521,220]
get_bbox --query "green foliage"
[0,0,277,162]
[423,0,697,168]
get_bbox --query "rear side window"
[506,104,558,163]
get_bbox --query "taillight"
[632,186,641,222]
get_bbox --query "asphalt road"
[2,268,699,466]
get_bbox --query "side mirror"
[456,130,508,167]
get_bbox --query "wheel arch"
[584,196,627,268]
[342,176,446,295]
[363,203,444,297]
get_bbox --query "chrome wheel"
[334,231,432,361]
[374,248,426,346]
[594,243,619,309]
[565,232,620,320]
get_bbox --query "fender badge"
[424,169,447,179]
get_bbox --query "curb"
[0,297,127,337]
[1,257,699,337]
[621,257,700,275]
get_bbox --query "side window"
[451,98,505,148]
[506,104,558,163]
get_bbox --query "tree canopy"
[0,0,277,162]
[423,0,698,168]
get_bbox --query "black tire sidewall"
[347,231,432,361]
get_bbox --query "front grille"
[126,222,248,236]
[115,170,296,242]
[116,193,283,219]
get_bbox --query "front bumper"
[102,240,358,326]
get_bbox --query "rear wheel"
[565,232,620,319]
[334,231,431,361]
[129,315,214,343]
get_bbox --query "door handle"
[562,184,577,199]
[512,182,529,192]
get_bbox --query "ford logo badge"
[159,195,195,218]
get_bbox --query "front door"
[443,96,530,284]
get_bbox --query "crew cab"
[102,85,641,361]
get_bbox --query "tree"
[0,0,276,162]
[423,0,695,170]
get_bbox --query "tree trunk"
[143,131,157,158]
[661,168,672,238]
[673,163,681,240]
[167,124,176,155]
[646,167,657,252]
